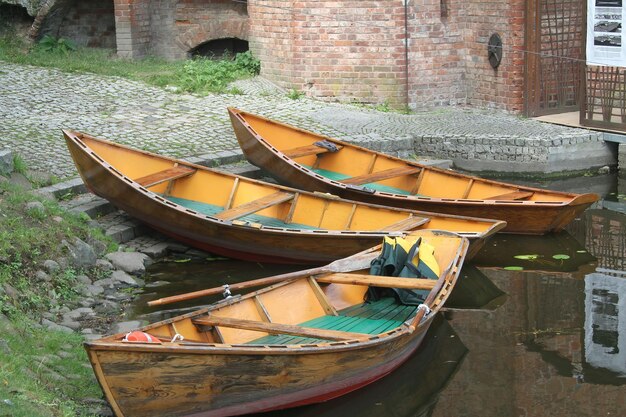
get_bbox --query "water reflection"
[585,269,626,378]
[128,174,626,417]
[263,316,467,417]
[472,231,597,274]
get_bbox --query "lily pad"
[513,254,540,260]
[552,254,570,260]
[576,250,587,253]
[173,258,191,263]
[504,266,524,271]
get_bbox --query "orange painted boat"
[85,230,469,417]
[228,107,599,234]
[63,130,504,263]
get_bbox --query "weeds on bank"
[0,181,115,318]
[0,35,261,94]
[0,316,102,417]
[0,181,117,416]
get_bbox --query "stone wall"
[57,0,116,48]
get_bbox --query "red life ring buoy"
[123,331,162,344]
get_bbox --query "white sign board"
[587,0,626,66]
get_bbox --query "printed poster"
[587,0,626,66]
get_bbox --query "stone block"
[0,150,13,176]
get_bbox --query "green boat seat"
[163,196,316,230]
[306,167,413,195]
[246,297,416,345]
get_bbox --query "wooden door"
[525,0,585,117]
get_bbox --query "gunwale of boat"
[63,130,506,241]
[86,230,468,354]
[228,107,599,209]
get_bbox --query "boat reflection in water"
[264,316,467,417]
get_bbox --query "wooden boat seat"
[192,316,370,341]
[342,166,422,186]
[378,216,429,232]
[247,298,417,345]
[134,166,195,188]
[486,191,534,200]
[306,167,413,195]
[164,196,316,229]
[282,144,343,159]
[213,192,295,221]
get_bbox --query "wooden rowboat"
[228,107,599,234]
[63,130,504,263]
[85,230,469,417]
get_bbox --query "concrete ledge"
[414,134,617,175]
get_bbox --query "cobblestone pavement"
[0,61,595,179]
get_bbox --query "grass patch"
[0,35,260,94]
[0,181,118,416]
[0,317,102,417]
[0,181,115,318]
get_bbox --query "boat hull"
[87,323,429,417]
[64,131,496,262]
[229,109,597,235]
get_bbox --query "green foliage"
[233,50,261,75]
[37,35,76,55]
[0,318,102,416]
[12,153,27,174]
[287,89,305,100]
[0,181,113,318]
[176,51,261,94]
[0,34,261,95]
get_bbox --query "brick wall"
[250,0,526,112]
[462,0,526,112]
[57,0,116,49]
[249,1,407,107]
[116,0,248,60]
[406,0,466,108]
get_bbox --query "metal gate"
[525,0,585,117]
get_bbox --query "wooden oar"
[147,249,380,307]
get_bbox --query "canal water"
[129,174,626,417]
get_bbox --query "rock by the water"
[95,259,114,271]
[43,259,60,273]
[41,318,74,333]
[111,320,148,334]
[110,270,139,287]
[35,270,51,282]
[63,237,97,268]
[105,251,150,276]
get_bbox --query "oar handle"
[147,266,322,307]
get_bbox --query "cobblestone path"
[0,61,593,179]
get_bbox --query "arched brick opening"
[0,4,33,37]
[189,37,249,58]
[35,0,115,49]
[177,19,249,58]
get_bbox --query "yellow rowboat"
[85,230,469,417]
[228,107,599,234]
[63,130,505,263]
